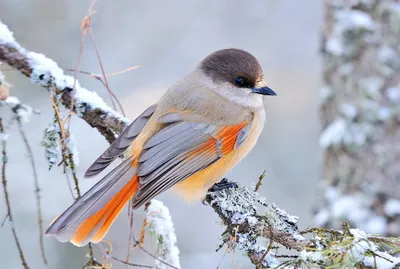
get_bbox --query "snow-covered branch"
[0,20,130,143]
[206,186,400,268]
[145,200,181,269]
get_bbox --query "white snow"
[300,228,400,268]
[363,251,400,269]
[336,10,375,32]
[386,87,400,103]
[340,103,358,119]
[377,107,391,121]
[319,86,333,104]
[358,76,384,98]
[326,37,344,56]
[320,118,347,148]
[314,208,330,226]
[378,46,397,64]
[331,195,372,228]
[325,187,339,202]
[390,3,400,18]
[0,20,17,45]
[363,216,387,235]
[0,133,9,142]
[27,52,67,87]
[252,244,279,268]
[338,63,355,75]
[0,96,33,123]
[384,199,400,217]
[3,96,20,106]
[27,51,127,121]
[326,9,375,57]
[146,200,181,269]
[300,250,328,263]
[350,228,368,240]
[17,47,129,123]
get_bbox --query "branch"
[206,186,306,268]
[0,118,30,269]
[206,186,400,268]
[0,20,130,143]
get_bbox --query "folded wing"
[85,104,157,177]
[131,112,249,208]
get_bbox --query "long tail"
[45,157,139,246]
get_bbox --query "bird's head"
[199,48,276,108]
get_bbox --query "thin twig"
[63,168,76,200]
[257,239,274,267]
[125,203,135,269]
[89,30,125,116]
[254,170,266,192]
[97,242,154,268]
[68,5,88,132]
[107,65,140,77]
[64,67,133,117]
[1,213,9,227]
[17,119,47,265]
[132,235,180,269]
[51,97,67,160]
[52,98,97,266]
[51,97,75,199]
[0,118,30,269]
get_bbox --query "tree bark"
[317,0,400,236]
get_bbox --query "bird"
[45,48,277,246]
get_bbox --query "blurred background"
[0,0,323,268]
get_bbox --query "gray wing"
[131,112,250,209]
[85,104,157,177]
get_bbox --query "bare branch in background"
[0,20,130,144]
[0,118,30,269]
[79,0,126,116]
[17,120,47,265]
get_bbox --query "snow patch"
[386,87,400,103]
[146,200,181,269]
[384,199,400,217]
[320,118,347,148]
[0,20,17,45]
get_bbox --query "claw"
[208,178,238,192]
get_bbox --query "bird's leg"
[208,178,238,192]
[201,178,239,205]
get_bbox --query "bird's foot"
[208,178,238,192]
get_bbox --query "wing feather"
[131,113,249,209]
[85,104,157,177]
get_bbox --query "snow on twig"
[145,200,181,269]
[0,19,129,143]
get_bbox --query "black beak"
[252,86,277,96]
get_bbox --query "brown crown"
[200,48,263,88]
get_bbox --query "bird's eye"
[235,77,245,86]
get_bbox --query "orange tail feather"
[71,175,139,246]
